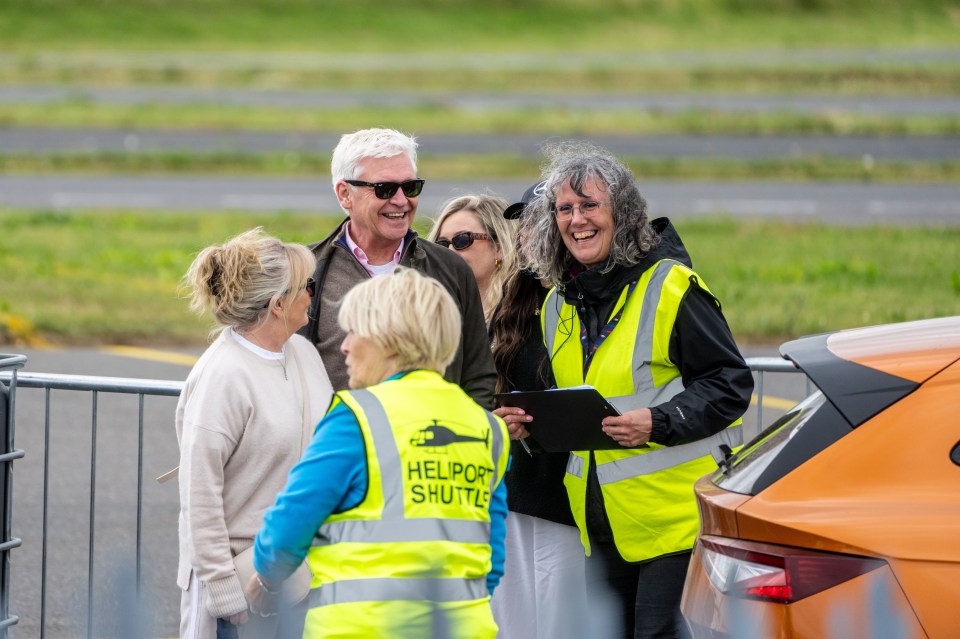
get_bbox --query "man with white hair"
[299,128,496,408]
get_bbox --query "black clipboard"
[495,387,635,452]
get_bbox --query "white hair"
[330,128,419,187]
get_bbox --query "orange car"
[681,316,960,639]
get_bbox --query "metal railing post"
[0,355,27,638]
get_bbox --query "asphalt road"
[1,344,805,638]
[3,128,958,162]
[2,46,959,70]
[2,175,959,225]
[3,85,960,117]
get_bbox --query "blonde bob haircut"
[338,268,461,375]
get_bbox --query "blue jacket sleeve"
[253,401,367,582]
[486,459,509,595]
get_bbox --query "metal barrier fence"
[0,353,802,638]
[0,355,26,638]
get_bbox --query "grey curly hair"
[521,141,659,285]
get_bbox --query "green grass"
[2,152,959,183]
[681,217,960,339]
[2,0,958,50]
[3,64,959,96]
[0,209,341,345]
[1,208,958,346]
[1,2,954,347]
[1,103,957,137]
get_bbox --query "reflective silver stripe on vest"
[608,377,686,415]
[565,453,584,478]
[596,425,743,485]
[354,389,405,518]
[542,287,561,358]
[622,260,688,410]
[543,262,686,412]
[485,411,505,490]
[310,576,487,607]
[609,259,683,409]
[315,388,491,547]
[315,517,490,546]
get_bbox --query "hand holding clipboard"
[495,387,649,452]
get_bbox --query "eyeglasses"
[553,200,610,221]
[434,231,492,251]
[344,179,425,200]
[264,278,316,308]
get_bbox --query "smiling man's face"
[335,154,419,262]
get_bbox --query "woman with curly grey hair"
[508,142,754,638]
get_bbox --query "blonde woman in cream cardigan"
[176,228,332,639]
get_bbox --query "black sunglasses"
[345,179,425,200]
[264,277,316,308]
[435,231,492,251]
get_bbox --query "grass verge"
[3,66,959,96]
[1,103,957,137]
[1,208,957,346]
[2,152,959,183]
[2,0,959,50]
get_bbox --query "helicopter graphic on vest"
[410,420,490,450]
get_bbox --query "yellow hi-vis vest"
[542,259,742,563]
[303,369,510,639]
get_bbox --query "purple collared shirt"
[343,221,405,276]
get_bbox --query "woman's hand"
[493,406,532,440]
[244,573,277,617]
[227,610,249,625]
[601,408,653,448]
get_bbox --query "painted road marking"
[102,345,198,367]
[751,392,796,411]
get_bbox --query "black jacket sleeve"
[411,239,497,411]
[649,279,754,446]
[454,264,498,410]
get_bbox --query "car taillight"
[698,535,886,604]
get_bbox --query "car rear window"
[713,390,853,495]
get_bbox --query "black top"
[497,284,577,526]
[558,218,755,544]
[558,218,754,447]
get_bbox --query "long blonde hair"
[428,194,518,324]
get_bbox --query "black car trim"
[951,441,960,467]
[779,332,919,428]
[714,392,852,495]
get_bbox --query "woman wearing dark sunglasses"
[428,194,519,326]
[176,228,333,639]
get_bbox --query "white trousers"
[490,512,589,639]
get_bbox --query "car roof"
[780,316,960,427]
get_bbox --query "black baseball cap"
[503,180,547,220]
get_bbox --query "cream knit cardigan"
[176,331,332,618]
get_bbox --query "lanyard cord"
[580,280,638,378]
